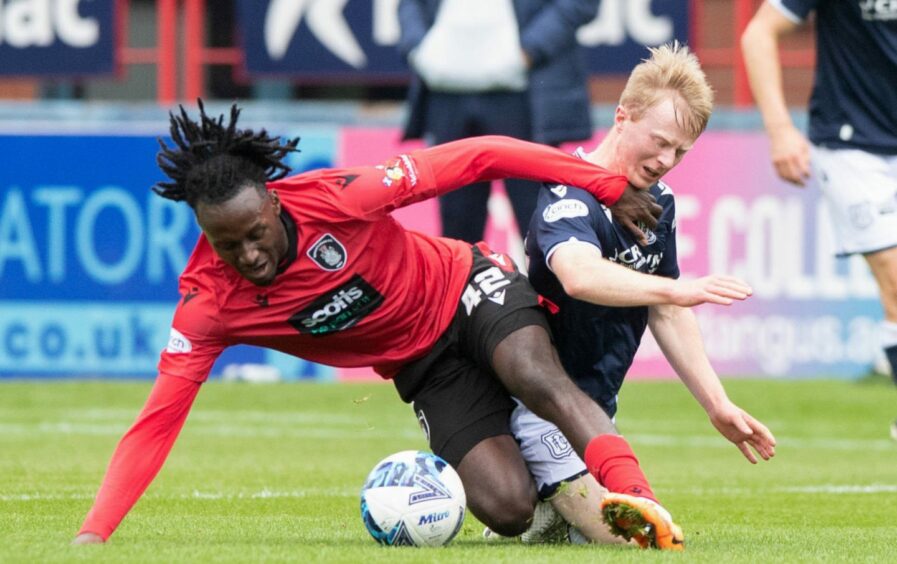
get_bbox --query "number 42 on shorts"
[462,267,511,315]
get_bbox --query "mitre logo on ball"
[360,451,466,547]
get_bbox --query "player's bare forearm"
[742,5,812,186]
[552,245,751,309]
[668,275,752,307]
[76,374,201,542]
[648,305,728,412]
[741,3,799,135]
[649,306,777,462]
[551,243,681,307]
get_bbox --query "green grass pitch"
[1,377,895,562]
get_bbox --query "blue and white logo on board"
[0,0,117,76]
[235,0,689,76]
[0,132,342,379]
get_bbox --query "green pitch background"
[1,377,895,563]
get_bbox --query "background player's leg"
[439,182,492,242]
[865,247,897,382]
[504,177,541,239]
[863,247,897,438]
[456,434,538,537]
[479,91,537,241]
[425,92,491,242]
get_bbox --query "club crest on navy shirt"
[637,222,658,245]
[307,233,347,271]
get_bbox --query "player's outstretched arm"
[741,2,810,186]
[73,374,202,544]
[550,243,751,308]
[417,136,627,203]
[348,136,660,242]
[667,275,753,307]
[706,402,777,464]
[648,305,776,463]
[415,136,661,239]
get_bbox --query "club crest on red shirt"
[307,233,347,271]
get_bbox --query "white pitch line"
[3,484,897,503]
[628,433,897,452]
[0,408,374,425]
[0,487,358,502]
[780,484,897,494]
[1,422,894,450]
[676,484,897,496]
[0,422,422,440]
[0,493,94,501]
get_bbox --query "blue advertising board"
[236,0,689,77]
[0,0,117,76]
[0,130,338,378]
[1,123,883,380]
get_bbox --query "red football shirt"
[79,136,628,540]
[159,135,628,380]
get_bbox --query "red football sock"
[584,434,658,503]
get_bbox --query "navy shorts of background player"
[525,176,678,417]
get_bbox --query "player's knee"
[521,380,578,421]
[512,356,581,413]
[481,497,535,537]
[508,362,566,407]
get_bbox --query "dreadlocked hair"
[153,99,300,208]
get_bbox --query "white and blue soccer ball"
[360,450,466,547]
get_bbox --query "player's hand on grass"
[769,124,811,186]
[708,401,777,464]
[670,275,753,307]
[72,532,104,545]
[609,184,663,246]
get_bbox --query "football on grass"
[360,450,466,547]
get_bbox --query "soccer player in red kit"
[72,102,750,546]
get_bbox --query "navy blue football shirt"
[774,0,897,153]
[526,177,678,417]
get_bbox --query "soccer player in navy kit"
[72,102,755,546]
[742,1,897,438]
[491,43,776,549]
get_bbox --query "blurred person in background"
[397,0,599,243]
[73,100,740,546]
[741,0,897,439]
